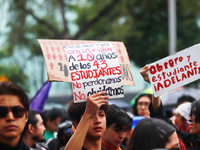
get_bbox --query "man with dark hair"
[102,104,132,150]
[22,109,47,150]
[177,95,195,107]
[0,81,30,150]
[42,108,64,141]
[65,91,109,150]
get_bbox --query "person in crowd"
[120,127,134,150]
[173,102,191,133]
[64,91,109,150]
[22,109,47,150]
[132,93,152,117]
[48,120,72,150]
[42,108,65,141]
[177,95,195,107]
[170,95,195,124]
[102,104,132,150]
[0,81,30,150]
[140,65,200,150]
[120,112,134,150]
[128,117,179,150]
[171,102,192,150]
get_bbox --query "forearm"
[152,94,161,112]
[64,114,93,150]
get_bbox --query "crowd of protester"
[0,64,200,150]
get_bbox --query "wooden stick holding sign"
[37,39,135,86]
[64,42,124,103]
[148,43,200,97]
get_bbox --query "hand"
[140,65,150,83]
[85,91,109,119]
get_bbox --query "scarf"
[102,140,121,150]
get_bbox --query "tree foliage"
[1,0,200,92]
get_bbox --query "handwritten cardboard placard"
[64,42,124,103]
[148,43,200,97]
[38,39,135,86]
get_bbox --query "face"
[0,95,28,142]
[86,109,106,139]
[126,127,133,139]
[47,117,61,132]
[188,108,200,135]
[103,123,128,147]
[137,96,151,117]
[174,112,184,129]
[32,114,46,142]
[165,131,179,149]
[170,115,176,125]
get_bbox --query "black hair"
[42,108,65,126]
[60,114,70,123]
[177,95,195,107]
[128,118,176,150]
[41,110,49,127]
[106,104,132,131]
[132,93,152,116]
[0,81,29,111]
[190,100,200,123]
[48,108,65,121]
[22,109,39,135]
[54,120,72,150]
[67,100,109,123]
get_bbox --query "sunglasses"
[0,106,26,118]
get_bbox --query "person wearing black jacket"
[0,82,30,150]
[140,65,200,150]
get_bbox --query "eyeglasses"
[0,106,26,118]
[137,102,150,107]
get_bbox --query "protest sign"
[64,42,124,103]
[148,43,200,97]
[38,39,135,86]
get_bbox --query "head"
[22,110,46,142]
[67,100,109,139]
[43,108,64,133]
[128,118,179,150]
[132,94,152,117]
[0,82,29,145]
[188,100,200,135]
[55,120,72,149]
[173,102,191,131]
[177,95,195,107]
[102,104,132,148]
